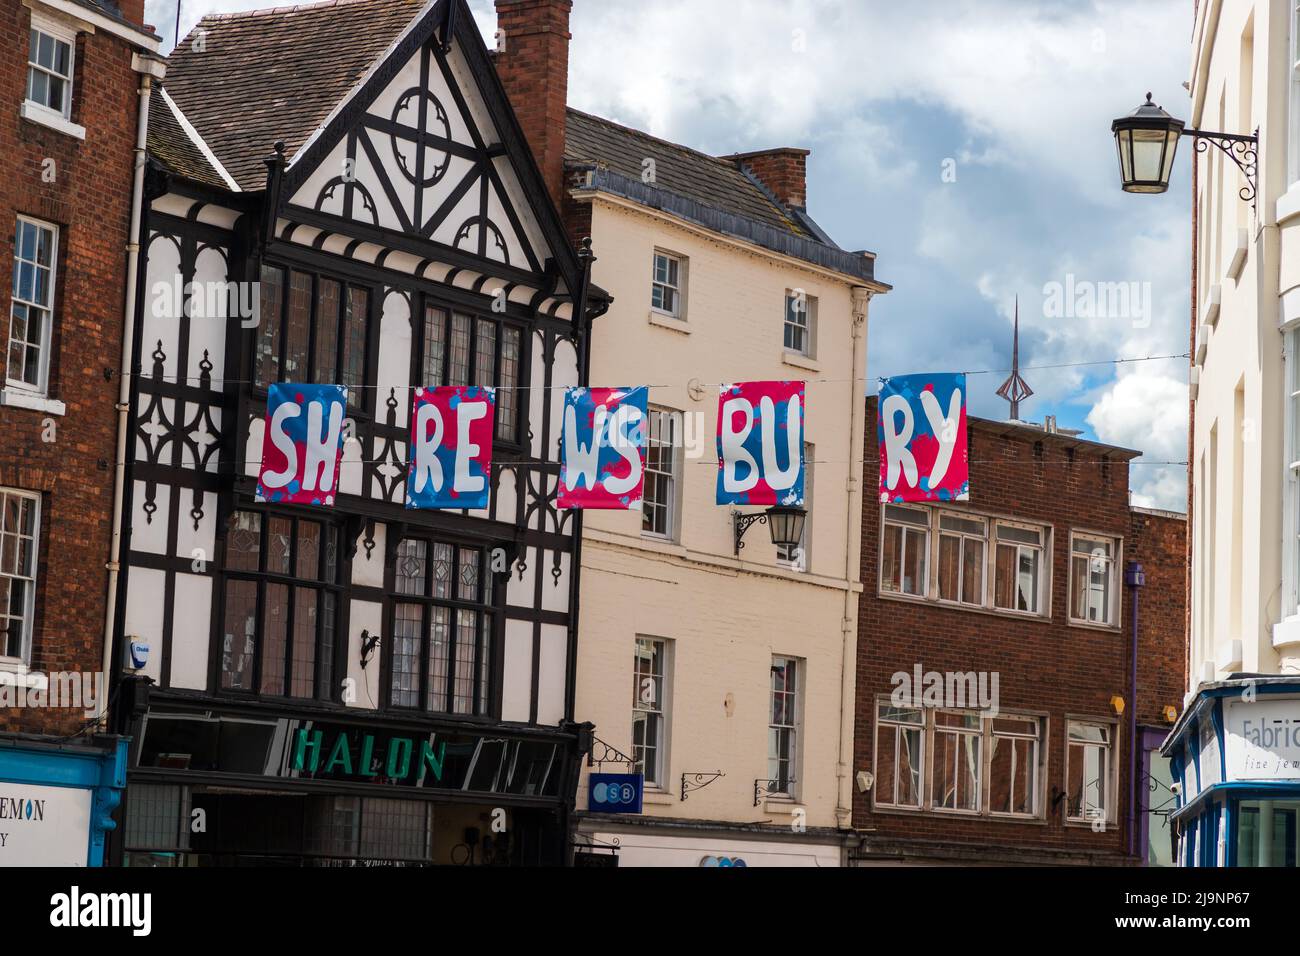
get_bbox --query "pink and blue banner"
[406,386,495,511]
[716,381,804,507]
[559,386,648,510]
[878,373,969,503]
[256,383,348,506]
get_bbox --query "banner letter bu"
[716,381,805,507]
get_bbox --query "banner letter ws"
[257,383,348,506]
[559,387,649,510]
[406,386,495,510]
[716,381,805,507]
[878,373,968,503]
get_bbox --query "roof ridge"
[197,0,408,22]
[566,107,752,174]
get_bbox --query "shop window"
[388,538,492,716]
[1236,801,1300,867]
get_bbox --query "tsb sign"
[587,773,644,814]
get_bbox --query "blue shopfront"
[1161,678,1300,867]
[0,734,129,867]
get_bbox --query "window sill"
[1277,180,1300,226]
[20,101,85,141]
[1273,614,1300,651]
[762,797,801,814]
[877,589,1052,625]
[648,310,690,334]
[781,350,820,373]
[1,388,65,416]
[0,665,44,689]
[642,789,675,807]
[1067,617,1123,634]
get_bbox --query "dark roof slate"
[162,0,426,191]
[147,93,227,190]
[565,108,810,239]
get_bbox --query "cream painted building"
[1153,0,1300,867]
[562,112,887,867]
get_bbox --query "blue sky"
[151,0,1194,508]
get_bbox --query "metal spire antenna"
[996,298,1034,421]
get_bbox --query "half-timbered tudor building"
[110,0,604,866]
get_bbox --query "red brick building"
[852,396,1186,865]
[0,0,161,866]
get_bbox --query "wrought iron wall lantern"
[733,505,807,556]
[1112,93,1258,214]
[681,771,725,801]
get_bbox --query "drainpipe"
[1125,561,1146,858]
[98,55,165,720]
[836,287,872,830]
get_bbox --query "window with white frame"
[937,514,986,606]
[881,504,929,596]
[777,442,812,567]
[872,699,1046,818]
[0,489,39,666]
[1290,3,1300,185]
[1287,327,1300,618]
[768,656,799,796]
[931,710,982,813]
[994,522,1045,614]
[784,289,816,356]
[26,20,75,120]
[632,637,669,786]
[988,715,1040,816]
[874,703,924,809]
[8,217,57,394]
[642,407,679,539]
[1066,721,1114,824]
[650,251,683,317]
[1070,533,1120,626]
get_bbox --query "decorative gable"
[286,33,550,276]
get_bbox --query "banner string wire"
[135,352,1190,389]
[148,456,1188,470]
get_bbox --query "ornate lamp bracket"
[754,778,796,807]
[681,771,725,801]
[587,736,637,771]
[733,512,768,556]
[1189,127,1258,214]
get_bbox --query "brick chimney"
[117,0,145,26]
[722,147,811,210]
[493,0,572,209]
